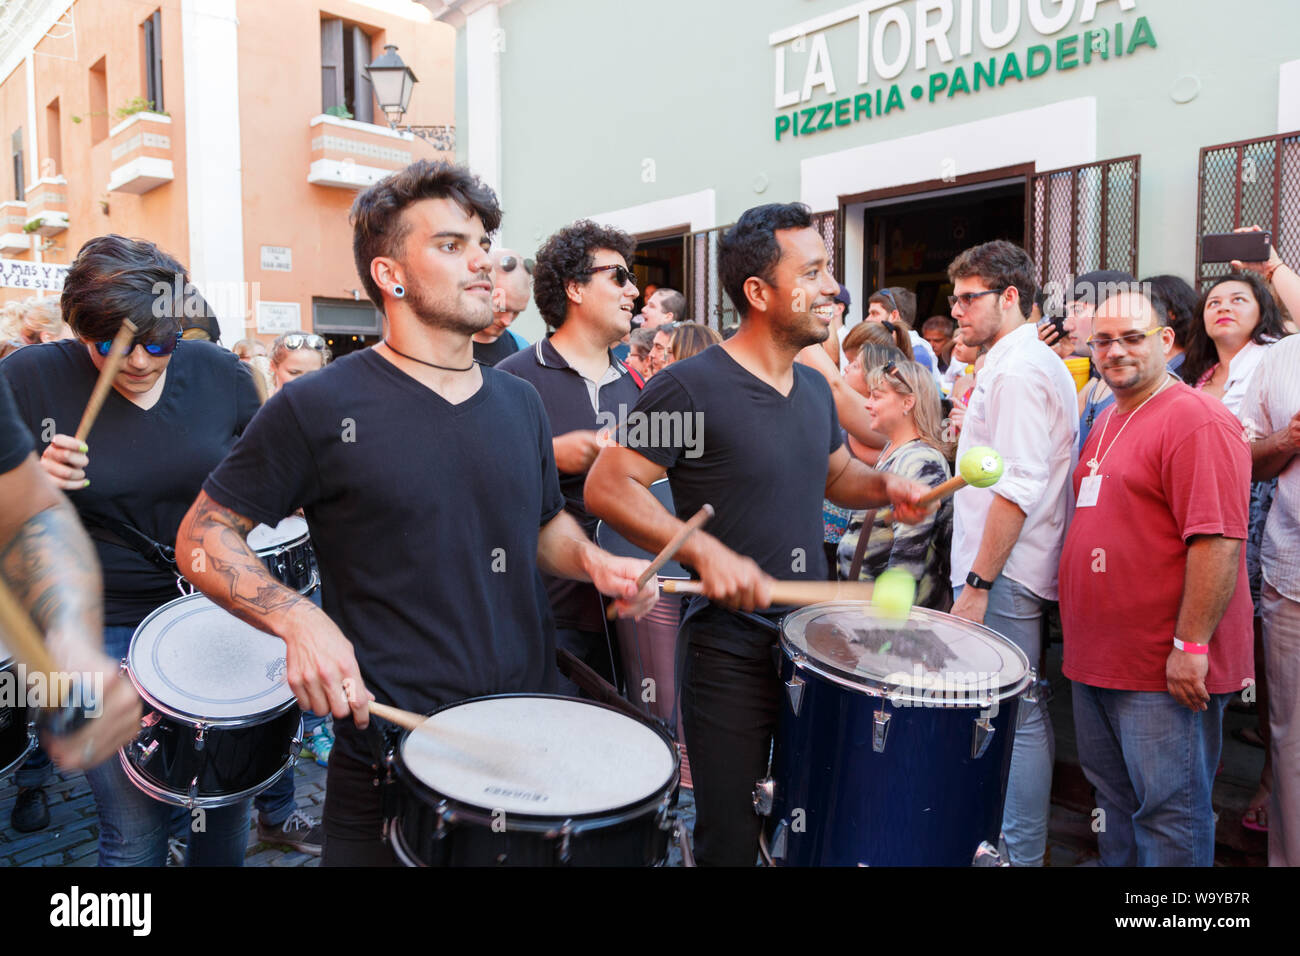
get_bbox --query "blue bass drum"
[759,602,1032,867]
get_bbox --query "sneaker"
[301,723,334,767]
[11,786,49,833]
[257,808,324,856]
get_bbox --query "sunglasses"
[948,288,1006,310]
[881,359,913,393]
[499,256,534,275]
[281,333,327,351]
[94,330,182,357]
[589,264,637,289]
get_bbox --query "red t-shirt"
[1059,382,1254,693]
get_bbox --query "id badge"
[1077,475,1102,508]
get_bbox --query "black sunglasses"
[499,255,534,275]
[589,264,637,288]
[94,330,182,357]
[881,359,913,393]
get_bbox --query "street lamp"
[364,44,455,152]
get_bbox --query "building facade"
[1,0,455,355]
[431,0,1300,339]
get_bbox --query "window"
[45,98,61,176]
[11,128,23,201]
[88,57,108,144]
[320,18,374,124]
[312,298,382,335]
[141,10,163,113]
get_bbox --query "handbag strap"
[847,509,879,583]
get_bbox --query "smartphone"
[1038,312,1067,344]
[1202,231,1270,264]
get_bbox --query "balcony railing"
[0,200,30,252]
[107,111,174,194]
[307,114,449,190]
[24,176,69,235]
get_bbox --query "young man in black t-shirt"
[498,220,644,691]
[585,202,928,866]
[177,161,656,866]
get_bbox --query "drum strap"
[847,509,880,583]
[556,647,659,727]
[81,513,179,576]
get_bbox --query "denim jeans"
[86,624,250,866]
[13,744,52,788]
[955,578,1055,866]
[1072,681,1228,866]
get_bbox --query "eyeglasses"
[948,288,1006,310]
[589,264,637,289]
[1086,327,1167,353]
[281,333,327,351]
[499,256,534,275]
[881,359,913,393]
[94,330,182,357]
[874,288,897,309]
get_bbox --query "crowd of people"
[1,155,1298,869]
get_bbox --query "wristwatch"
[965,571,995,591]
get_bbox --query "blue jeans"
[955,578,1055,866]
[87,625,250,866]
[1072,682,1228,866]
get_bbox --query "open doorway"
[632,231,686,314]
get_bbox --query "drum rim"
[0,724,36,779]
[394,692,680,825]
[779,601,1034,704]
[125,595,298,727]
[247,517,311,554]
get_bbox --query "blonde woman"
[837,358,954,610]
[667,321,722,365]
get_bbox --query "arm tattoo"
[0,500,103,640]
[187,494,314,622]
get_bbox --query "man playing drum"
[584,202,928,866]
[177,160,657,866]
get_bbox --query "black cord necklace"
[383,339,477,372]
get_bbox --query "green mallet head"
[872,568,917,621]
[958,446,1003,488]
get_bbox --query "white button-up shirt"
[951,321,1080,599]
[1215,339,1270,420]
[1242,334,1300,603]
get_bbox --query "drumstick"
[877,446,1004,523]
[661,578,877,606]
[606,503,714,619]
[367,700,426,732]
[75,319,138,442]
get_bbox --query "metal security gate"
[683,209,842,331]
[1028,155,1140,299]
[1196,130,1300,289]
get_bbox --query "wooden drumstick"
[0,575,62,688]
[606,503,714,619]
[75,319,138,442]
[661,578,877,606]
[877,446,1004,523]
[367,700,426,732]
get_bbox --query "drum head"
[401,696,676,817]
[247,516,309,553]
[128,594,294,720]
[782,602,1030,702]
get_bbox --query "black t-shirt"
[623,345,841,652]
[472,334,521,367]
[0,374,33,474]
[0,339,260,625]
[202,349,565,762]
[496,340,642,631]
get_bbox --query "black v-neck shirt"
[203,348,565,760]
[0,339,260,625]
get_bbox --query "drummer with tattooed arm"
[0,376,141,784]
[177,160,656,866]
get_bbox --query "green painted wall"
[460,0,1299,340]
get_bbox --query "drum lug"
[194,722,207,752]
[784,673,805,716]
[656,793,674,831]
[433,800,451,840]
[1021,668,1042,704]
[555,820,574,865]
[187,776,200,808]
[872,706,891,753]
[769,820,788,862]
[139,711,163,730]
[752,777,774,816]
[971,715,995,759]
[131,737,160,764]
[972,840,1009,867]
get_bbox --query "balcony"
[24,177,69,236]
[0,200,30,252]
[107,111,174,194]
[307,114,445,190]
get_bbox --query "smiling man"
[946,239,1078,868]
[176,162,656,866]
[497,221,645,690]
[585,201,927,866]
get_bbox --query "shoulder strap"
[79,512,179,576]
[847,509,880,583]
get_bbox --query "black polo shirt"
[497,338,643,631]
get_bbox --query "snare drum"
[390,695,680,866]
[118,593,302,808]
[758,602,1032,867]
[248,516,317,594]
[0,637,35,778]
